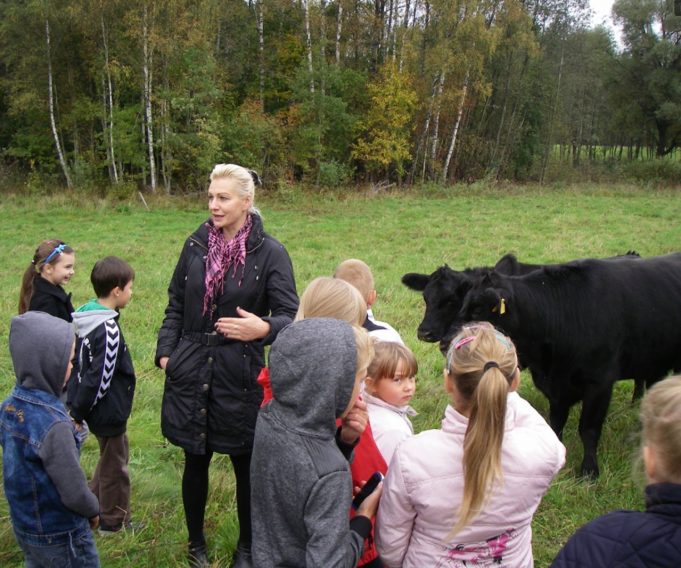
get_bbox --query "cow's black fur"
[458,253,681,477]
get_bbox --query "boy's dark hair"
[91,256,135,298]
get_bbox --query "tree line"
[0,0,679,192]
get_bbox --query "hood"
[269,318,358,438]
[9,312,75,397]
[72,300,118,337]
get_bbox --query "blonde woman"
[156,164,298,568]
[376,323,565,567]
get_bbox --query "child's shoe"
[98,519,146,535]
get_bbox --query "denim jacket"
[1,385,90,544]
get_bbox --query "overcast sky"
[590,0,615,26]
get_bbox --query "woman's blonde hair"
[366,341,418,388]
[640,374,681,484]
[445,322,518,535]
[295,276,367,326]
[210,163,261,216]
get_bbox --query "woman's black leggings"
[182,450,252,548]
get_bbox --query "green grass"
[1,183,680,566]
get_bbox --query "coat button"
[211,304,217,311]
[202,383,209,391]
[207,357,213,365]
[199,433,206,439]
[200,408,207,415]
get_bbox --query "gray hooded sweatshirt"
[7,311,99,519]
[251,318,371,568]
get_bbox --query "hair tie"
[483,361,499,372]
[44,243,67,264]
[248,169,262,186]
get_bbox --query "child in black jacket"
[551,375,681,567]
[68,256,139,535]
[18,239,76,321]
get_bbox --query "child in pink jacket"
[363,341,418,465]
[376,323,565,568]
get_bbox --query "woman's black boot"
[188,542,210,568]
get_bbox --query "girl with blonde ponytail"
[376,323,565,568]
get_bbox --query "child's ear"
[643,445,657,482]
[443,368,454,394]
[367,289,377,308]
[364,376,375,392]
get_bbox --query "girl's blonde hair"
[366,341,418,387]
[18,239,74,314]
[640,374,681,484]
[210,163,261,216]
[445,322,518,535]
[353,325,374,376]
[295,276,367,326]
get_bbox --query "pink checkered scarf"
[202,215,253,315]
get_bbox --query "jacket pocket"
[165,338,201,384]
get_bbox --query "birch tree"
[44,9,72,189]
[142,2,156,192]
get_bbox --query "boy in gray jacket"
[251,318,381,567]
[1,312,100,566]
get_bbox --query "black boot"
[230,544,253,568]
[188,542,210,568]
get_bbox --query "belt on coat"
[182,331,233,346]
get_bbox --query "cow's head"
[459,272,511,327]
[402,265,476,343]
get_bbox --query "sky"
[589,0,625,47]
[590,0,615,27]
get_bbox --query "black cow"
[458,253,681,477]
[402,252,645,398]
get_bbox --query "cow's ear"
[494,253,518,273]
[402,273,429,291]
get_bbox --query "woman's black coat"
[155,214,298,455]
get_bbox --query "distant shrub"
[318,160,353,188]
[621,159,681,186]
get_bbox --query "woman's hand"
[159,357,169,370]
[215,307,271,342]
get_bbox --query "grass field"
[1,183,680,567]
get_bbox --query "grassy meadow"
[1,183,680,566]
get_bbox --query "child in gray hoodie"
[251,318,381,567]
[1,311,100,567]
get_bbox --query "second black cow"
[457,253,681,476]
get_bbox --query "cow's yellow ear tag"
[499,298,506,315]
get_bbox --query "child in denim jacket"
[1,311,100,567]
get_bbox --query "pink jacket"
[376,393,565,568]
[365,392,416,465]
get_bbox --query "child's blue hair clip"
[44,243,67,264]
